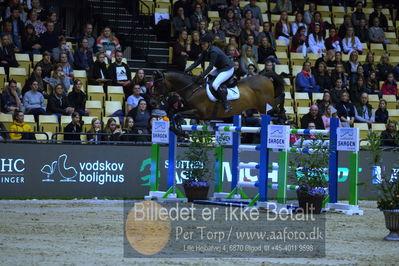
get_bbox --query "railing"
[0,131,50,143]
[51,132,152,145]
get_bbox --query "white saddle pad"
[206,83,240,102]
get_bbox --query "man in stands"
[243,0,263,24]
[315,50,335,69]
[0,35,19,75]
[40,22,59,52]
[79,23,96,52]
[108,50,132,96]
[229,0,242,20]
[241,35,258,62]
[380,121,398,146]
[300,105,325,129]
[5,7,24,50]
[354,92,374,127]
[9,110,33,140]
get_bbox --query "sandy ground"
[0,200,397,266]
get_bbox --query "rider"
[184,33,234,113]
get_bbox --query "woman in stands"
[59,52,74,84]
[132,69,148,94]
[45,63,70,94]
[335,91,355,127]
[239,46,258,74]
[295,61,320,93]
[316,91,332,115]
[188,30,202,60]
[68,79,88,116]
[222,8,241,39]
[291,12,307,36]
[1,21,19,52]
[381,73,398,98]
[102,118,122,142]
[367,71,380,96]
[331,63,349,89]
[375,99,389,124]
[332,51,343,67]
[190,3,207,31]
[88,52,108,85]
[345,51,360,77]
[321,105,341,130]
[9,110,33,140]
[25,9,46,36]
[275,11,291,46]
[23,65,46,97]
[21,24,41,57]
[290,26,307,53]
[349,76,368,104]
[342,27,362,55]
[258,36,279,64]
[376,53,394,81]
[338,14,353,39]
[258,22,276,50]
[96,26,121,61]
[87,118,103,144]
[64,111,82,142]
[1,80,23,113]
[47,84,74,119]
[330,78,346,104]
[173,30,190,71]
[74,38,94,71]
[23,80,46,121]
[325,28,341,52]
[121,116,136,142]
[35,51,52,79]
[350,65,365,88]
[240,9,260,32]
[363,52,376,78]
[127,99,151,136]
[314,62,333,91]
[308,24,326,56]
[309,12,325,34]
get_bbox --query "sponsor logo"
[0,158,25,184]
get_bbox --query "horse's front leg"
[169,109,200,139]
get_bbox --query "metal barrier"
[0,130,50,143]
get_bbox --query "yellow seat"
[168,47,173,64]
[15,53,31,74]
[332,6,345,16]
[187,60,202,75]
[312,93,324,104]
[363,8,374,16]
[208,11,219,22]
[36,131,52,142]
[60,115,72,130]
[284,93,294,108]
[257,2,267,13]
[155,8,169,14]
[24,114,37,131]
[390,56,399,65]
[370,43,385,55]
[81,116,99,132]
[290,53,306,66]
[0,113,13,130]
[275,64,290,75]
[0,67,5,89]
[261,14,269,23]
[74,70,87,87]
[239,1,249,9]
[104,101,122,116]
[271,14,280,23]
[39,115,58,133]
[283,78,292,93]
[353,123,370,139]
[276,39,288,53]
[295,92,311,107]
[9,67,27,85]
[368,94,380,109]
[156,0,171,14]
[284,106,296,122]
[382,95,398,109]
[33,54,43,66]
[388,109,399,122]
[387,44,399,56]
[275,52,289,65]
[107,86,124,102]
[86,101,103,118]
[297,107,309,123]
[333,17,344,27]
[140,0,155,14]
[87,85,105,102]
[385,32,398,44]
[292,66,303,76]
[372,123,387,134]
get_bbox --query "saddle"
[206,75,238,100]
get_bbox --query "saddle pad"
[206,83,240,102]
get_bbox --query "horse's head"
[152,70,168,96]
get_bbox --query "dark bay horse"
[152,71,284,121]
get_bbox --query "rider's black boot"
[217,86,232,113]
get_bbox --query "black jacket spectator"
[300,113,325,129]
[375,109,389,124]
[74,48,93,70]
[47,93,70,115]
[67,90,86,116]
[64,122,82,141]
[380,130,398,146]
[107,61,132,95]
[314,72,333,91]
[39,22,59,52]
[0,36,19,73]
[88,59,108,85]
[336,101,355,121]
[369,10,388,30]
[355,24,369,43]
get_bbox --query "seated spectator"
[21,24,41,56]
[47,11,63,36]
[295,61,320,93]
[355,18,369,43]
[291,26,307,54]
[354,92,375,127]
[300,105,325,129]
[380,121,398,146]
[102,118,122,142]
[338,14,353,39]
[79,23,96,53]
[335,91,355,127]
[240,19,258,43]
[96,26,121,61]
[107,50,132,96]
[243,63,258,78]
[240,46,259,74]
[172,7,191,35]
[332,51,344,67]
[381,73,398,98]
[291,12,307,36]
[308,24,326,56]
[331,63,349,89]
[275,11,291,46]
[367,71,380,96]
[39,22,59,52]
[87,118,104,144]
[257,22,276,50]
[67,79,88,116]
[309,11,326,33]
[243,0,263,23]
[330,78,346,104]
[132,69,149,95]
[192,0,209,15]
[0,35,19,75]
[316,91,332,115]
[121,116,140,142]
[52,36,74,64]
[173,0,192,17]
[197,20,208,37]
[314,62,333,91]
[369,4,388,31]
[363,52,376,78]
[126,84,144,113]
[210,21,226,42]
[5,6,24,50]
[350,65,366,88]
[226,44,239,60]
[190,3,206,31]
[375,99,389,124]
[258,37,279,64]
[322,105,341,130]
[228,37,241,58]
[376,54,393,81]
[315,50,335,69]
[240,9,260,32]
[23,80,46,120]
[350,76,369,104]
[233,60,244,80]
[289,122,300,145]
[342,27,362,54]
[325,28,341,53]
[47,84,74,119]
[274,0,293,14]
[303,2,316,25]
[351,2,367,26]
[210,0,228,12]
[188,31,201,60]
[345,51,360,76]
[304,122,318,140]
[74,38,94,71]
[222,8,241,39]
[1,80,23,113]
[35,51,53,79]
[88,52,108,85]
[173,30,190,71]
[44,63,71,94]
[369,17,391,44]
[25,9,46,36]
[229,0,242,20]
[31,0,47,21]
[23,65,47,96]
[9,110,34,140]
[1,21,18,51]
[241,35,258,62]
[64,111,82,142]
[127,99,151,134]
[59,52,74,82]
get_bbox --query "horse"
[152,70,285,123]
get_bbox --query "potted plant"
[182,130,214,202]
[367,132,399,241]
[289,136,329,214]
